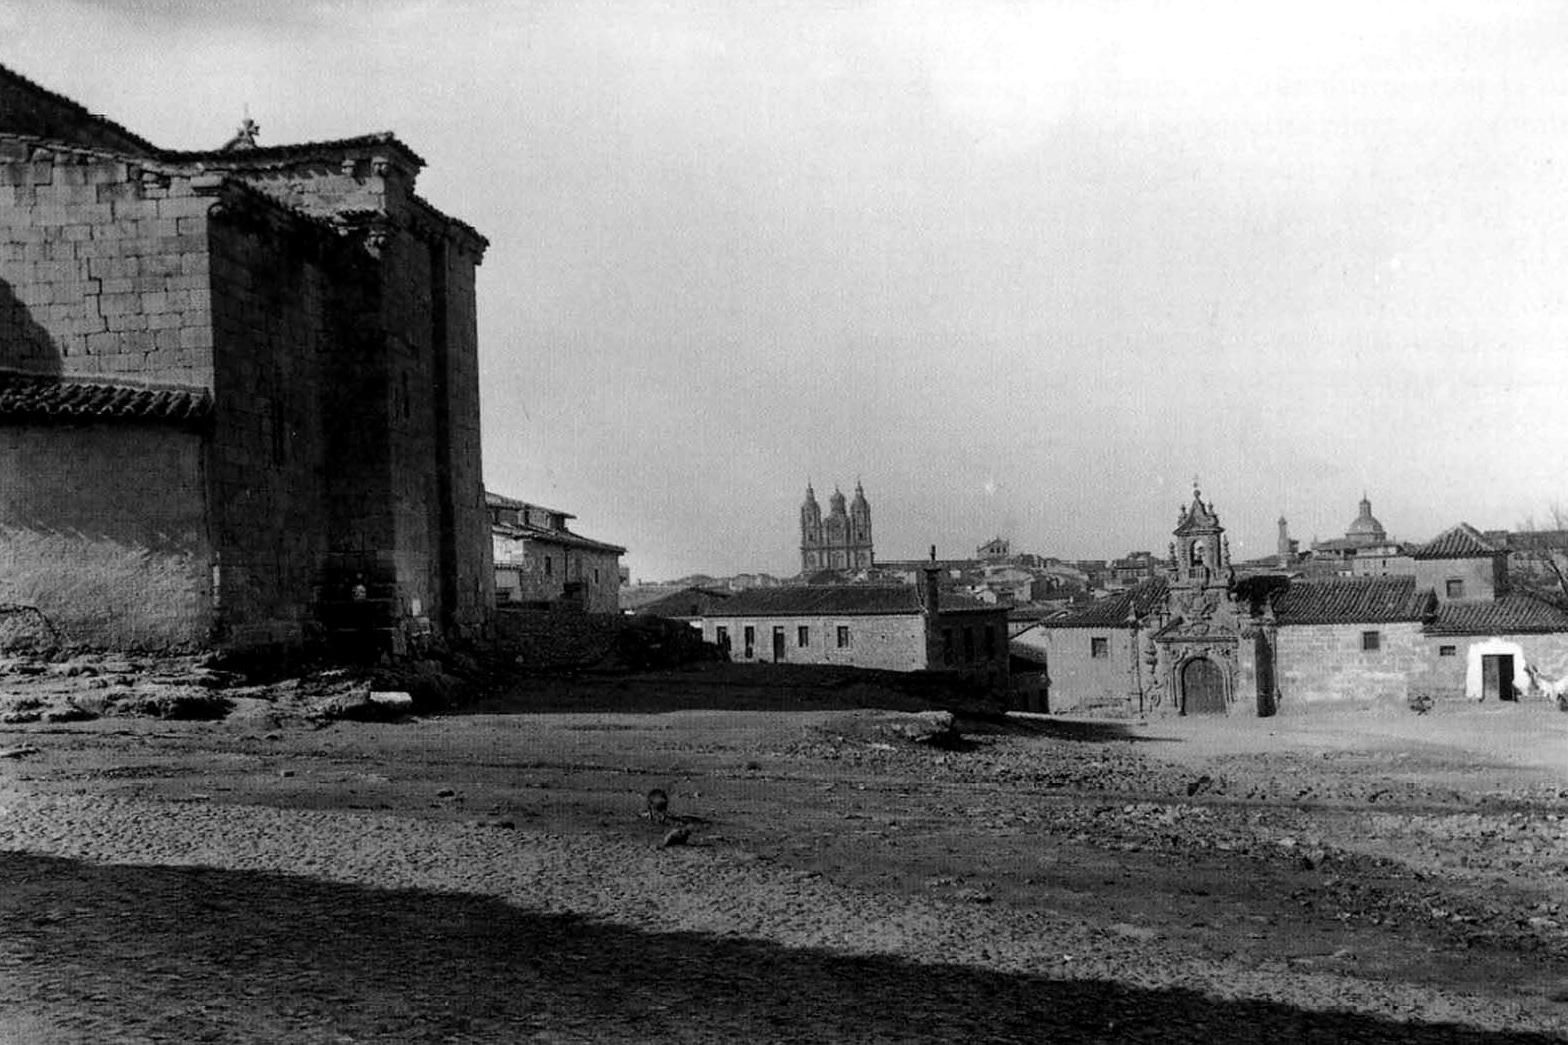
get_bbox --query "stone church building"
[0,64,492,654]
[799,481,873,573]
[1015,487,1568,716]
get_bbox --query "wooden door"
[1483,655,1515,702]
[1181,657,1226,715]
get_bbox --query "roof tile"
[0,371,210,424]
[1272,576,1432,625]
[1425,594,1568,636]
[1036,578,1169,628]
[1409,523,1501,560]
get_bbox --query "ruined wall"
[0,423,209,647]
[0,141,215,385]
[1009,626,1139,715]
[701,613,927,671]
[1274,622,1423,708]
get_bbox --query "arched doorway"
[1181,657,1226,715]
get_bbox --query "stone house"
[487,491,625,613]
[0,64,491,654]
[1011,489,1568,716]
[697,573,1010,691]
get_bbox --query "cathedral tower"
[799,480,874,573]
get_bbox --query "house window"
[836,625,850,649]
[984,625,996,660]
[1090,636,1109,659]
[544,557,553,577]
[1445,579,1465,599]
[743,626,755,659]
[963,627,975,663]
[715,626,729,653]
[1361,631,1381,651]
[797,626,809,648]
[1439,645,1457,657]
[942,628,954,666]
[594,568,600,584]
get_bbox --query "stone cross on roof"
[221,116,260,151]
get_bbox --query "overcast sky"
[7,1,1568,580]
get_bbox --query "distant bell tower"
[849,480,874,568]
[1170,485,1231,589]
[1276,514,1298,568]
[799,482,823,572]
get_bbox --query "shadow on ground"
[462,661,989,716]
[0,851,1550,1043]
[978,715,1176,744]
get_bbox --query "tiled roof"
[164,132,427,170]
[1424,594,1568,636]
[706,586,929,617]
[1035,578,1169,628]
[492,522,625,555]
[633,587,735,618]
[1272,576,1432,625]
[0,371,210,424]
[1409,523,1501,560]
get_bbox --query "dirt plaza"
[2,661,1567,1042]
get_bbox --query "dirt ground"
[2,658,1568,1042]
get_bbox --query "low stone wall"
[494,608,710,671]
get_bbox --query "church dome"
[1346,495,1386,541]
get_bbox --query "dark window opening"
[1439,645,1457,657]
[836,625,850,649]
[963,627,975,663]
[984,625,996,660]
[1445,579,1465,599]
[797,626,809,648]
[1362,631,1381,652]
[942,628,954,666]
[1090,636,1109,659]
[743,626,755,659]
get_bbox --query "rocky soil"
[1,657,1567,1042]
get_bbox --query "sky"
[6,1,1568,581]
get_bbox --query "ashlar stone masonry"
[0,64,492,655]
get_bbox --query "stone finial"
[221,116,260,152]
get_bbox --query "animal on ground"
[645,787,669,824]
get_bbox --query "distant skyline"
[8,2,1568,581]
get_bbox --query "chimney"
[922,545,941,615]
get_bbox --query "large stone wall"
[702,613,927,672]
[1274,622,1424,708]
[0,140,215,386]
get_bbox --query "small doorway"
[772,627,786,664]
[1181,657,1227,715]
[1482,654,1516,702]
